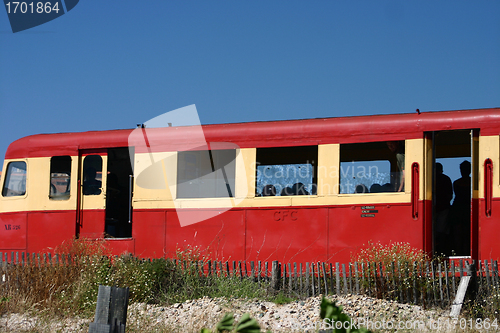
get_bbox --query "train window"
[1,161,27,197]
[49,156,71,200]
[177,149,236,198]
[83,155,103,195]
[255,146,317,196]
[340,140,405,194]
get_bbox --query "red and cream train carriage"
[1,108,499,263]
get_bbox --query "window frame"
[1,160,28,199]
[176,148,237,199]
[339,140,406,195]
[82,155,103,196]
[49,155,72,201]
[255,145,318,197]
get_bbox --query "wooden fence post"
[294,263,298,291]
[322,262,328,295]
[271,260,280,292]
[299,263,303,293]
[329,263,334,295]
[311,263,316,296]
[493,260,499,289]
[484,260,491,291]
[257,261,261,282]
[305,263,310,296]
[282,263,287,290]
[468,261,477,301]
[349,263,353,294]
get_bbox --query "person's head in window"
[292,182,309,195]
[370,183,382,193]
[436,162,444,175]
[261,184,276,197]
[460,160,471,178]
[355,184,368,194]
[386,141,404,154]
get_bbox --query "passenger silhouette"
[83,167,101,195]
[370,184,382,193]
[355,184,368,193]
[449,160,471,255]
[434,163,453,255]
[386,141,405,192]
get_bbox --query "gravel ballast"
[1,294,455,332]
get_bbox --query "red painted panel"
[329,204,423,263]
[246,208,328,263]
[79,210,105,238]
[27,211,76,253]
[471,198,479,261]
[0,212,27,250]
[423,200,433,255]
[133,210,165,258]
[166,210,245,261]
[479,199,500,261]
[105,238,135,256]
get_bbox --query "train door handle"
[484,158,493,217]
[411,162,419,220]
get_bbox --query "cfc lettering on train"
[274,210,298,221]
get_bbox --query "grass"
[0,239,293,323]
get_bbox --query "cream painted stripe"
[7,136,499,214]
[424,137,433,202]
[479,135,500,199]
[0,156,80,213]
[132,192,412,210]
[133,151,176,201]
[406,139,425,201]
[235,148,255,199]
[318,144,339,196]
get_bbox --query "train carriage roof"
[5,108,500,159]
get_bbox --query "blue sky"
[1,1,499,171]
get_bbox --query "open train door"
[77,150,108,238]
[425,129,479,260]
[103,147,134,239]
[77,147,134,240]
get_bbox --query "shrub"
[54,237,112,259]
[352,241,429,267]
[351,241,437,304]
[0,244,287,319]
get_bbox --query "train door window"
[339,141,405,194]
[255,145,317,196]
[1,161,27,197]
[432,130,473,257]
[83,155,103,195]
[105,147,134,238]
[49,156,71,200]
[177,149,236,198]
